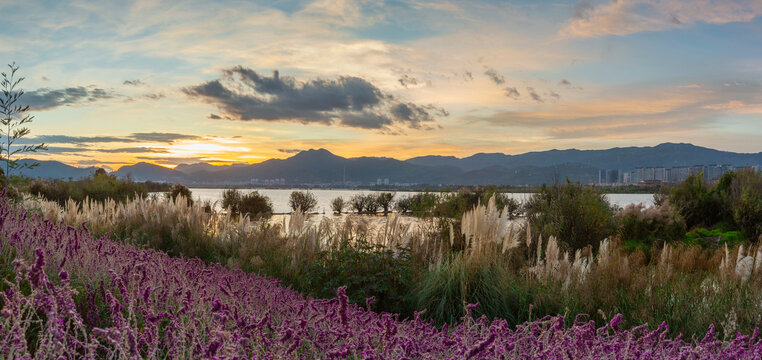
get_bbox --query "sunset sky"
[1,0,762,170]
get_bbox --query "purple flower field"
[1,196,761,359]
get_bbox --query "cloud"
[76,160,125,165]
[573,1,593,19]
[142,93,165,100]
[483,67,505,85]
[527,87,543,103]
[504,87,520,99]
[559,79,572,87]
[136,156,205,165]
[15,135,125,145]
[561,0,762,37]
[123,79,146,86]
[96,147,169,153]
[128,132,202,143]
[465,80,762,141]
[278,148,304,154]
[398,74,418,87]
[208,114,223,119]
[24,86,117,110]
[548,90,561,100]
[702,100,762,114]
[184,66,445,131]
[16,133,201,145]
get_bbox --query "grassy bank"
[19,173,762,338]
[4,196,760,358]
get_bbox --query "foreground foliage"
[2,196,762,358]
[21,192,762,339]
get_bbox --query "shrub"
[395,195,413,214]
[415,256,530,326]
[616,202,686,248]
[239,191,274,219]
[667,173,727,229]
[222,188,273,218]
[288,190,318,213]
[28,174,148,205]
[524,181,615,251]
[167,183,193,205]
[221,188,242,215]
[728,169,762,241]
[408,192,439,216]
[376,192,395,215]
[330,196,345,214]
[302,239,418,317]
[364,194,380,214]
[350,193,370,214]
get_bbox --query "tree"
[222,188,273,219]
[289,190,318,213]
[238,191,273,219]
[167,183,193,206]
[350,194,367,214]
[524,181,615,251]
[364,194,380,214]
[376,192,395,215]
[395,195,413,214]
[0,63,46,179]
[331,196,345,214]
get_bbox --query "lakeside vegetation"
[6,196,762,358]
[4,168,760,341]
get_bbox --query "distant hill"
[16,143,762,186]
[406,143,762,171]
[113,162,186,182]
[15,160,98,179]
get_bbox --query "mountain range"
[15,143,762,186]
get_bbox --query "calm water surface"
[180,188,654,213]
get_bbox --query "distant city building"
[626,164,735,185]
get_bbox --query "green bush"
[301,238,418,317]
[407,192,439,216]
[728,169,762,241]
[616,202,686,248]
[414,256,531,326]
[524,181,615,251]
[662,169,762,242]
[29,173,149,205]
[667,174,728,229]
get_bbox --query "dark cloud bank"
[24,86,116,110]
[183,66,448,131]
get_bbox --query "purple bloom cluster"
[1,197,761,359]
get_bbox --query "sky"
[1,0,761,170]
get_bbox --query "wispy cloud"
[128,132,201,143]
[561,0,762,37]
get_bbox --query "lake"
[175,188,655,213]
